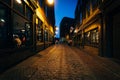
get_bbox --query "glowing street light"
[16,0,22,4]
[55,31,58,34]
[47,0,54,5]
[56,27,59,30]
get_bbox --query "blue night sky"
[54,0,78,38]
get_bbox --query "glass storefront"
[49,33,53,42]
[12,0,33,48]
[84,28,99,47]
[13,12,32,48]
[0,0,34,49]
[36,19,44,43]
[0,3,11,48]
[45,29,48,42]
[26,6,33,20]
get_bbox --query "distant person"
[55,40,59,44]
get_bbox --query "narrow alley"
[0,44,120,80]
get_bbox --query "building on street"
[0,0,55,72]
[60,17,75,43]
[73,0,120,60]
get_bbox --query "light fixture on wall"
[47,0,54,5]
[0,19,5,23]
[0,18,5,27]
[16,0,22,4]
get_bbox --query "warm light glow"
[56,27,59,30]
[0,19,5,22]
[21,29,25,32]
[16,0,22,4]
[66,35,69,40]
[47,0,54,5]
[74,29,78,33]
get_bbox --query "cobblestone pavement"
[0,44,120,80]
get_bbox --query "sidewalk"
[0,49,34,73]
[72,46,120,79]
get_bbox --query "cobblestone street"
[0,44,120,80]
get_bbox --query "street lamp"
[47,0,54,5]
[55,31,58,34]
[16,0,22,4]
[56,27,59,30]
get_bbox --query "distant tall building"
[60,17,75,40]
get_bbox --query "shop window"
[44,29,48,42]
[25,22,32,45]
[1,0,11,5]
[84,28,99,47]
[0,3,10,48]
[13,0,24,15]
[85,31,91,45]
[36,20,43,43]
[49,34,53,42]
[91,29,99,44]
[13,12,32,48]
[26,6,33,20]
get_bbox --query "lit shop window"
[44,29,48,42]
[85,28,99,47]
[36,20,43,42]
[91,29,99,44]
[85,31,91,45]
[13,12,32,48]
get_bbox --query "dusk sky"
[54,0,78,38]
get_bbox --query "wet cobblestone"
[0,44,120,80]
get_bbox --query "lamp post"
[46,0,54,44]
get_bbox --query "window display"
[13,12,32,48]
[36,19,43,43]
[85,28,99,47]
